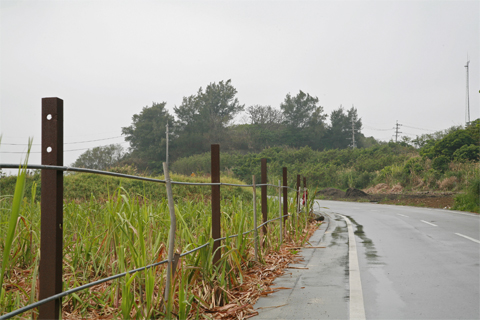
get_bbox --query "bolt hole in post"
[46,146,52,153]
[46,114,52,120]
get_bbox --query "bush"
[432,155,449,173]
[453,144,480,162]
[453,177,480,213]
[403,158,424,175]
[354,171,375,189]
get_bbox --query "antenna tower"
[465,58,470,124]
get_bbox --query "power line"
[66,136,124,145]
[363,125,392,131]
[0,141,129,154]
[0,136,123,146]
[402,124,436,132]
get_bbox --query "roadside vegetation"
[171,120,479,213]
[0,165,320,318]
[2,79,477,319]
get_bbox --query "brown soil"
[316,185,456,209]
[317,188,346,198]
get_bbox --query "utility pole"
[351,114,356,149]
[166,123,169,166]
[348,104,358,149]
[465,58,470,124]
[395,120,402,143]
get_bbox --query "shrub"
[432,155,449,173]
[452,176,480,213]
[438,176,458,191]
[354,171,374,189]
[453,144,480,162]
[403,158,424,175]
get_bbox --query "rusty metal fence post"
[261,158,267,244]
[296,174,301,218]
[252,176,258,261]
[283,167,287,224]
[278,179,282,246]
[39,98,64,320]
[211,144,221,266]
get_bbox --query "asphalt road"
[320,200,480,319]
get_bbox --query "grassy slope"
[1,171,314,318]
[171,144,479,212]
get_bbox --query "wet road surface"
[321,200,480,319]
[253,214,350,319]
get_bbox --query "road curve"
[319,200,480,320]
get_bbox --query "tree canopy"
[106,80,381,174]
[173,80,244,156]
[71,144,124,170]
[121,102,174,173]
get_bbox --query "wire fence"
[0,163,294,189]
[0,98,309,319]
[0,161,303,319]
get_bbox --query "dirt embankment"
[316,184,456,209]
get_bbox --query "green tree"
[413,125,462,149]
[246,105,284,151]
[431,130,476,159]
[432,155,449,173]
[72,144,124,170]
[453,144,480,161]
[465,118,480,145]
[174,80,244,156]
[325,106,362,149]
[121,102,174,173]
[280,91,323,129]
[279,90,327,148]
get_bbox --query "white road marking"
[421,220,437,227]
[397,214,409,217]
[339,214,366,320]
[455,233,480,244]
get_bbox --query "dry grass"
[438,176,459,191]
[191,220,321,320]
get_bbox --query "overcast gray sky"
[1,0,478,169]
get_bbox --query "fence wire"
[0,162,302,319]
[0,164,289,189]
[0,210,292,320]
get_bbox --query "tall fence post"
[278,179,282,246]
[296,174,301,213]
[261,158,267,243]
[39,97,64,320]
[252,176,258,261]
[211,144,221,266]
[163,162,176,304]
[283,167,287,224]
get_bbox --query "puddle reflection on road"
[344,215,385,266]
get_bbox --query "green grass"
[0,172,308,318]
[452,176,480,213]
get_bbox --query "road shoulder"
[253,213,349,319]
